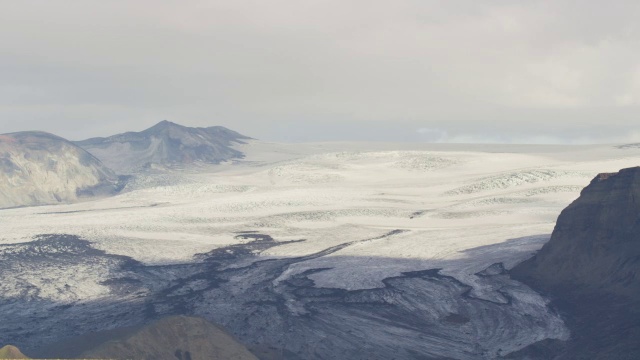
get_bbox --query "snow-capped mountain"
[75,120,251,173]
[0,131,125,209]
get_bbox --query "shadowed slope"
[512,166,640,295]
[512,166,640,359]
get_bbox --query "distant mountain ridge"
[76,120,251,173]
[0,131,125,209]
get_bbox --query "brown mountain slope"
[37,316,257,360]
[0,345,29,359]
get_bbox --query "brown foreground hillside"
[36,316,257,360]
[0,345,29,359]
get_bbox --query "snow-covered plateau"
[2,141,640,359]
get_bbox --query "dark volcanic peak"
[76,121,252,173]
[0,131,124,209]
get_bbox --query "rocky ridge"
[512,166,640,296]
[0,131,125,209]
[75,120,251,173]
[512,166,640,359]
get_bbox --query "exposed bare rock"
[512,166,640,296]
[75,120,251,173]
[0,131,125,209]
[512,166,640,359]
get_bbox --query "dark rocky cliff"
[511,166,640,359]
[512,166,640,295]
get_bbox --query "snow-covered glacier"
[1,141,640,359]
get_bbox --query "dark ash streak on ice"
[0,233,568,360]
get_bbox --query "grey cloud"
[0,0,639,143]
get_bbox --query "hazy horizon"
[1,1,639,144]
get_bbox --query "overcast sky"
[1,0,639,143]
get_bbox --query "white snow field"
[2,141,640,358]
[2,141,640,288]
[0,141,640,282]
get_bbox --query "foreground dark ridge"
[1,233,565,360]
[75,120,251,173]
[38,315,257,360]
[512,166,640,359]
